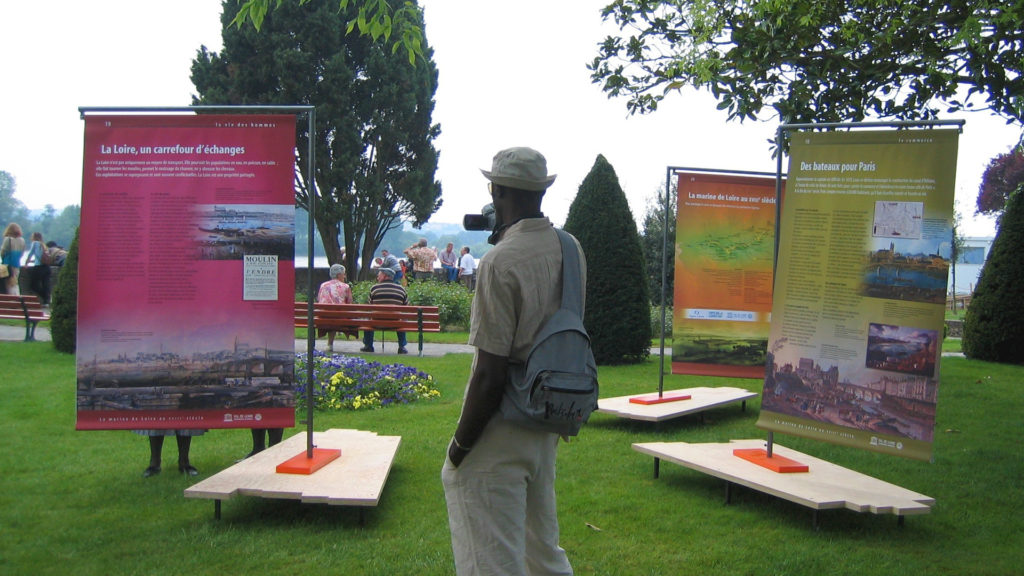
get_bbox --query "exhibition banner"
[758,129,959,460]
[76,114,297,430]
[672,172,779,378]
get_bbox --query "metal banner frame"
[764,118,965,458]
[78,105,320,457]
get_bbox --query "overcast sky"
[2,0,1019,236]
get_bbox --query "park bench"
[0,294,50,342]
[295,302,441,356]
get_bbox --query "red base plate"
[629,393,692,405]
[733,448,809,473]
[276,448,342,475]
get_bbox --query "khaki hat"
[480,147,556,192]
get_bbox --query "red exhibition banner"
[76,114,297,430]
[672,172,780,378]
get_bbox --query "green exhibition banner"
[672,172,779,378]
[757,129,959,461]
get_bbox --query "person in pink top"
[316,263,354,352]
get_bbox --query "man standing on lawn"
[442,147,584,575]
[404,238,437,282]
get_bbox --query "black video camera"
[463,203,496,231]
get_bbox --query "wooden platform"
[597,387,757,422]
[634,439,933,519]
[184,429,400,517]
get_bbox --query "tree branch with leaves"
[590,0,1024,127]
[232,0,423,64]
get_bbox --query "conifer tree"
[50,228,79,354]
[564,155,651,364]
[962,187,1024,364]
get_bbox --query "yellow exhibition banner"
[672,172,779,378]
[757,129,959,461]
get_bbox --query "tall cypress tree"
[963,187,1024,364]
[49,227,79,354]
[564,155,651,364]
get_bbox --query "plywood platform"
[185,428,400,511]
[597,387,757,422]
[633,439,933,516]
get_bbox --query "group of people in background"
[370,239,476,290]
[313,239,479,355]
[1,222,67,301]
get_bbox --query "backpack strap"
[554,228,584,316]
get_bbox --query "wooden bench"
[0,294,50,341]
[295,302,441,355]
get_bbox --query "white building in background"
[949,236,994,296]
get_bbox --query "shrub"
[564,155,651,364]
[963,186,1024,364]
[294,351,440,411]
[49,227,79,354]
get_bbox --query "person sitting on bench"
[360,267,409,354]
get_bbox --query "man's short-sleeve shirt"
[459,253,476,276]
[406,246,437,273]
[469,218,586,363]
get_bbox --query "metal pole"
[768,124,786,459]
[658,167,671,397]
[306,108,317,458]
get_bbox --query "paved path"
[0,323,51,342]
[294,335,475,357]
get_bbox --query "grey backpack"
[501,228,599,436]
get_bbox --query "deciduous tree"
[0,171,30,228]
[192,0,441,279]
[976,145,1024,221]
[590,1,1024,127]
[232,0,424,64]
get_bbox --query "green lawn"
[1,341,1021,575]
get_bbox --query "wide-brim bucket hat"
[480,147,557,192]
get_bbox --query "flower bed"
[295,351,440,411]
